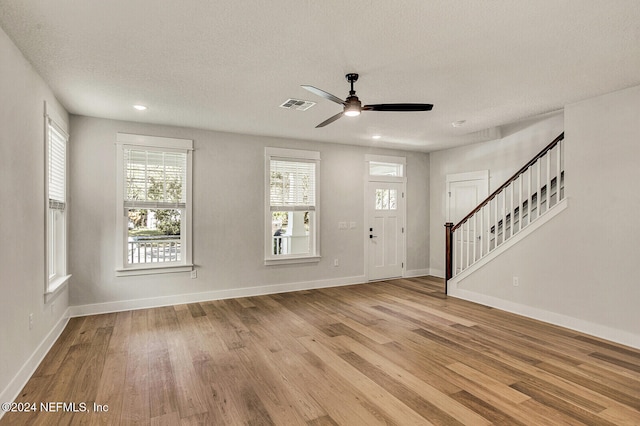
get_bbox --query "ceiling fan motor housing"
[345,95,361,107]
[344,95,362,116]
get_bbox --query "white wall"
[68,116,430,310]
[429,113,564,276]
[448,85,640,348]
[0,27,70,402]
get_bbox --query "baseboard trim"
[405,268,429,278]
[448,287,640,350]
[0,308,70,420]
[69,275,367,317]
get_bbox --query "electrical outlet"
[513,276,519,287]
[191,270,197,279]
[29,313,33,330]
[333,259,339,267]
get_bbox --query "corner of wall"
[0,309,70,418]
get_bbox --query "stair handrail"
[445,132,564,284]
[452,132,564,232]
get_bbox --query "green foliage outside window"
[128,175,182,236]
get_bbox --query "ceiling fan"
[301,73,433,128]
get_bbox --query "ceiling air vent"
[280,99,316,111]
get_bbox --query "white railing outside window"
[272,235,291,255]
[128,238,181,264]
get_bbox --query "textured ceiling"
[1,1,639,152]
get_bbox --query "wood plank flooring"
[2,276,640,425]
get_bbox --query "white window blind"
[124,149,187,209]
[48,122,67,210]
[270,159,316,211]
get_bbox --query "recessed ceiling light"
[133,105,147,111]
[452,120,466,127]
[372,135,382,139]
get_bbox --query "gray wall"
[69,116,430,307]
[448,85,640,346]
[0,27,69,397]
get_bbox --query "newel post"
[444,222,454,293]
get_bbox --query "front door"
[367,181,405,281]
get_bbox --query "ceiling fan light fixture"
[344,107,361,117]
[344,98,361,117]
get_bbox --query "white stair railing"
[445,133,564,281]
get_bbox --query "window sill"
[116,264,194,277]
[264,256,321,266]
[45,274,71,304]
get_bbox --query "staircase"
[445,133,565,288]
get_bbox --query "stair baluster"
[445,133,565,288]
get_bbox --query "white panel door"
[448,180,485,223]
[367,181,405,281]
[446,172,488,272]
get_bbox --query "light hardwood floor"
[2,276,640,425]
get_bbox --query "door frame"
[446,170,489,276]
[445,170,489,223]
[364,155,407,282]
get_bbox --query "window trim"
[365,154,405,182]
[265,147,321,265]
[44,101,71,302]
[115,133,194,276]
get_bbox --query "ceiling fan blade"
[316,112,344,128]
[301,85,345,105]
[363,103,434,112]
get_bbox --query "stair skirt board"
[456,179,565,272]
[449,197,568,284]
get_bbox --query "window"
[265,147,320,263]
[45,104,71,297]
[369,161,403,177]
[375,188,398,210]
[116,133,193,275]
[368,158,404,178]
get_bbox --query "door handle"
[369,235,377,239]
